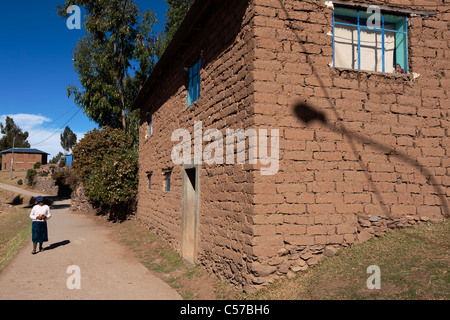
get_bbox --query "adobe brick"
[326,234,344,244]
[276,224,307,235]
[307,225,327,235]
[417,206,442,218]
[314,235,328,245]
[252,245,281,257]
[253,225,277,236]
[284,215,314,225]
[336,224,355,234]
[284,235,315,246]
[307,203,335,215]
[251,234,283,247]
[313,151,343,161]
[391,205,417,217]
[335,203,364,214]
[316,192,344,204]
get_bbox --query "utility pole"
[10,136,15,180]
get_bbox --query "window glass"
[148,112,152,136]
[164,171,171,192]
[333,7,408,74]
[187,59,201,106]
[147,173,152,190]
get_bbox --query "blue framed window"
[187,59,201,106]
[333,7,408,74]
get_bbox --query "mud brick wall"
[248,0,449,288]
[2,153,46,171]
[137,0,257,289]
[138,0,449,292]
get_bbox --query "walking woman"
[30,196,52,254]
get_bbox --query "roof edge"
[132,0,214,110]
[1,148,50,155]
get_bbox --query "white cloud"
[0,114,52,132]
[1,113,85,160]
[29,130,85,161]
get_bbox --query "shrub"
[52,168,79,198]
[34,162,41,169]
[25,169,37,186]
[17,179,23,185]
[72,126,138,221]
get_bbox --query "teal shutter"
[187,59,201,106]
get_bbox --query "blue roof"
[1,148,49,155]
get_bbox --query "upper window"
[187,59,201,106]
[147,112,153,136]
[333,7,408,74]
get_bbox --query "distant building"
[65,155,73,167]
[1,148,49,171]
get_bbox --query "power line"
[29,105,78,139]
[33,107,83,147]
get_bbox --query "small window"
[333,7,408,74]
[163,170,172,192]
[147,172,152,190]
[147,112,153,136]
[187,59,201,106]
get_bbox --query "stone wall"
[70,184,95,213]
[33,176,58,196]
[2,153,47,171]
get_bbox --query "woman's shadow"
[44,240,71,251]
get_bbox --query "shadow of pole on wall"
[293,102,449,218]
[275,0,448,219]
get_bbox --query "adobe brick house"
[133,0,449,291]
[1,148,49,171]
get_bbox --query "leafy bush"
[17,179,23,185]
[25,169,37,186]
[52,168,79,198]
[34,162,41,169]
[72,127,138,220]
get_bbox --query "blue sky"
[0,0,168,159]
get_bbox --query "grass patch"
[0,190,32,273]
[248,220,449,300]
[0,171,30,190]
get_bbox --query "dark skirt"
[32,221,48,243]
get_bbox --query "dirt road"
[0,184,181,300]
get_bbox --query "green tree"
[72,127,138,221]
[57,0,159,136]
[50,152,64,165]
[159,0,195,56]
[0,116,31,151]
[60,126,78,154]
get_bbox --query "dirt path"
[0,185,181,300]
[0,183,48,198]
